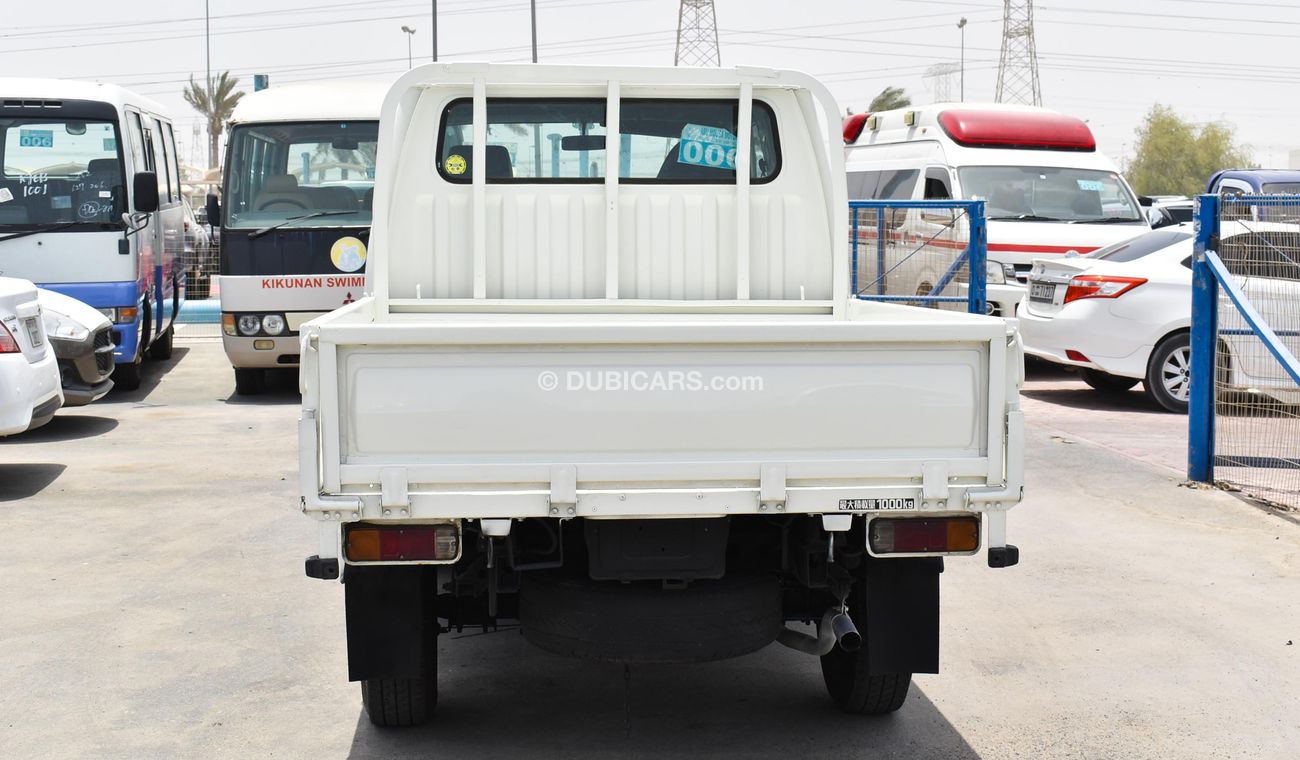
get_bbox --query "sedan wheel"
[1144,333,1191,413]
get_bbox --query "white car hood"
[37,288,111,337]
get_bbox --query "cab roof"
[230,80,393,125]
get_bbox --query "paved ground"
[2,340,1298,759]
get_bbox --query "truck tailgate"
[303,305,1018,517]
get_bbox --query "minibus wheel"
[234,368,265,395]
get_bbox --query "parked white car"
[1,276,63,435]
[38,288,115,405]
[1019,222,1300,412]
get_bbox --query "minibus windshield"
[959,166,1142,223]
[225,120,378,230]
[0,119,125,228]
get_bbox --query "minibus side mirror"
[133,172,159,213]
[205,193,221,227]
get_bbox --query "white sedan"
[1018,222,1300,413]
[1,276,63,436]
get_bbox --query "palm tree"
[183,72,245,169]
[868,86,912,112]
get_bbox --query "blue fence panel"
[848,199,987,315]
[1188,193,1300,510]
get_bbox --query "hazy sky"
[3,0,1296,173]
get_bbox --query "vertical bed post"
[735,81,752,300]
[605,79,621,300]
[472,76,488,299]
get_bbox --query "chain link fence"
[1191,196,1300,512]
[849,200,987,314]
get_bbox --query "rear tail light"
[1065,349,1090,362]
[345,523,460,563]
[0,321,19,353]
[869,516,980,555]
[1063,275,1146,304]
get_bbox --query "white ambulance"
[844,103,1148,316]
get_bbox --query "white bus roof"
[230,80,392,125]
[0,77,171,118]
[847,102,1094,150]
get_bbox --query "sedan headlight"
[985,260,1006,285]
[237,315,262,336]
[261,314,286,335]
[43,310,90,342]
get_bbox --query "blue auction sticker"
[1076,179,1105,192]
[677,123,737,170]
[19,129,54,148]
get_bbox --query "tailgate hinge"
[760,465,787,511]
[549,465,577,515]
[380,467,410,513]
[922,461,950,505]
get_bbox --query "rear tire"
[1143,332,1191,413]
[1080,368,1139,393]
[361,675,435,728]
[819,558,913,715]
[233,368,265,396]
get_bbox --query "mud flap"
[864,556,942,675]
[344,565,438,682]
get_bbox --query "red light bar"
[843,112,870,144]
[937,110,1095,151]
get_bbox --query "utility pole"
[995,0,1042,105]
[530,0,539,63]
[674,0,720,67]
[401,26,416,68]
[431,0,438,61]
[957,17,967,102]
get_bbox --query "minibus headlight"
[261,314,286,335]
[985,260,1006,285]
[237,315,262,336]
[97,307,117,322]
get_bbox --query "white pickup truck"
[298,63,1024,727]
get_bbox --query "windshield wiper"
[987,214,1065,222]
[1069,217,1142,224]
[0,221,89,243]
[247,210,357,240]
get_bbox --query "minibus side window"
[923,167,951,200]
[848,170,880,200]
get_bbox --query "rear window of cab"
[435,98,781,184]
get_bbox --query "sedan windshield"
[958,166,1143,223]
[0,118,125,228]
[225,120,378,230]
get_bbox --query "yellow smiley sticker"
[330,236,367,273]
[445,154,467,175]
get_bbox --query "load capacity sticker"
[677,123,737,171]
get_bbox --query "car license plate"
[838,497,916,511]
[1029,282,1056,303]
[23,317,42,348]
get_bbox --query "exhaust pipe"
[776,608,861,656]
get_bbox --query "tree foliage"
[1128,104,1252,197]
[183,72,245,169]
[868,86,912,112]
